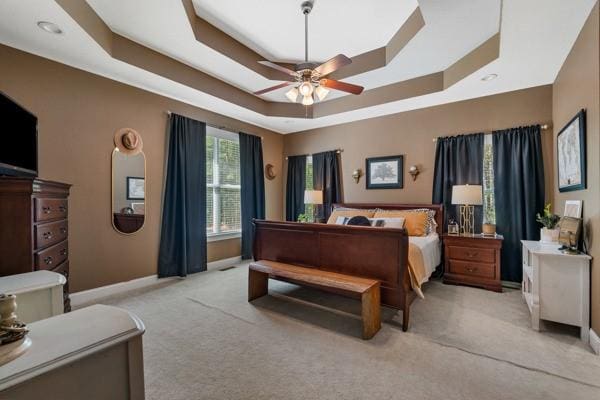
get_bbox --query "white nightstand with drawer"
[521,240,591,341]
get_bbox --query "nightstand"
[443,234,503,292]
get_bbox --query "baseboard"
[590,328,600,355]
[71,256,244,308]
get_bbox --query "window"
[305,156,314,217]
[206,127,241,237]
[483,134,495,224]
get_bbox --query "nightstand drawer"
[448,246,495,263]
[449,260,495,279]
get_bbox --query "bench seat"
[248,260,381,339]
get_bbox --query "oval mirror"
[112,148,146,234]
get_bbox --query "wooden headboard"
[332,203,444,236]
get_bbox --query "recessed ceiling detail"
[55,0,501,120]
[182,0,426,82]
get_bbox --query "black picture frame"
[366,155,404,189]
[126,176,145,200]
[557,109,586,192]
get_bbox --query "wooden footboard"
[252,220,412,315]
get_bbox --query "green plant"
[297,213,310,223]
[536,203,560,229]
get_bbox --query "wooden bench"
[248,260,381,340]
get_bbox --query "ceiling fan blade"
[258,61,298,79]
[320,79,364,95]
[253,82,294,96]
[313,54,352,77]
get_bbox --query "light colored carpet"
[91,263,600,400]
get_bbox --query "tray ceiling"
[0,0,596,133]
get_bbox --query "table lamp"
[304,190,323,223]
[451,184,482,235]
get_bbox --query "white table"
[0,304,145,399]
[0,271,66,323]
[521,240,591,341]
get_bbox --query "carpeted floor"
[89,263,600,400]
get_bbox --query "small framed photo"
[127,176,145,200]
[564,200,582,218]
[131,202,145,215]
[557,109,586,192]
[366,155,404,189]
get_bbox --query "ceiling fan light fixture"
[315,85,329,101]
[299,81,314,96]
[285,87,300,102]
[301,94,314,106]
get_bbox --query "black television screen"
[0,92,38,177]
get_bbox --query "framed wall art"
[127,176,145,200]
[557,109,586,192]
[366,155,403,189]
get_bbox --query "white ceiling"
[0,0,596,134]
[192,0,419,63]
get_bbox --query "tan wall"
[0,44,284,292]
[284,86,554,208]
[552,2,600,332]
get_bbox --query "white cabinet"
[0,271,65,323]
[521,240,591,341]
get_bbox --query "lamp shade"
[304,190,323,205]
[451,185,483,205]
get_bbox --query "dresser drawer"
[34,220,68,250]
[35,241,68,270]
[448,246,495,263]
[449,260,495,280]
[34,198,68,222]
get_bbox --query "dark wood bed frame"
[252,203,443,330]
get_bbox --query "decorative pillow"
[374,208,437,234]
[327,208,376,224]
[373,209,429,236]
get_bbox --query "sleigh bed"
[252,203,443,330]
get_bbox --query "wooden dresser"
[0,177,71,312]
[442,234,503,292]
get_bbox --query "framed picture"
[131,202,145,215]
[564,200,582,218]
[557,109,586,192]
[127,176,145,200]
[366,155,403,189]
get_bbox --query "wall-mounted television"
[0,91,38,177]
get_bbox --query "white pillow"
[376,217,405,229]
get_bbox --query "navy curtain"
[432,134,484,231]
[158,114,207,277]
[312,151,342,221]
[493,125,545,282]
[239,132,265,260]
[286,155,306,221]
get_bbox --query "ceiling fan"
[253,0,364,105]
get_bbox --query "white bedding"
[409,233,441,281]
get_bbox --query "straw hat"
[114,128,143,155]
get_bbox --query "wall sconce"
[352,169,362,184]
[409,165,420,181]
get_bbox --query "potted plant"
[297,213,310,223]
[536,203,560,243]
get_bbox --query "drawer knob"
[44,256,53,265]
[467,252,479,258]
[60,228,67,234]
[59,205,67,212]
[43,232,53,240]
[59,249,67,256]
[42,206,52,214]
[466,266,478,273]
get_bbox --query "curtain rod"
[166,111,263,140]
[432,123,551,142]
[285,149,343,160]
